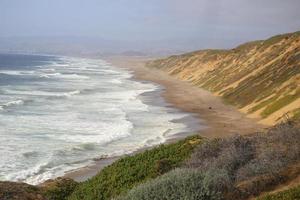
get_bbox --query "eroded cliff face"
[146,32,300,125]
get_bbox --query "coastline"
[106,56,267,138]
[64,57,204,182]
[64,55,266,182]
[0,53,205,184]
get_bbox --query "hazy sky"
[1,0,300,51]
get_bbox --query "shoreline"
[64,58,204,182]
[64,55,266,182]
[106,56,267,138]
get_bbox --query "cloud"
[0,0,299,51]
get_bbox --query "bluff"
[146,31,300,125]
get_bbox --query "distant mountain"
[147,31,300,125]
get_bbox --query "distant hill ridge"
[146,31,300,125]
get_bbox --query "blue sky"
[0,0,300,51]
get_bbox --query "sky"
[0,0,300,53]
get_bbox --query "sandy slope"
[146,31,300,125]
[106,56,266,138]
[66,55,266,182]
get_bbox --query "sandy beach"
[65,55,266,182]
[107,56,267,138]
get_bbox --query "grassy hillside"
[1,122,299,200]
[68,136,202,200]
[118,122,300,200]
[146,31,300,125]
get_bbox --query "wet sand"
[65,55,266,182]
[107,56,267,138]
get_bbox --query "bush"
[235,173,284,199]
[0,181,46,200]
[185,122,300,199]
[203,169,234,195]
[186,135,254,177]
[68,136,202,200]
[67,122,299,200]
[118,168,222,200]
[236,122,300,182]
[155,159,172,175]
[42,178,78,200]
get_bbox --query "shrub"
[185,122,300,199]
[203,169,234,195]
[0,181,46,200]
[68,136,202,200]
[118,168,222,200]
[186,135,255,177]
[42,178,78,200]
[236,122,300,182]
[67,122,299,200]
[235,173,284,199]
[155,159,172,175]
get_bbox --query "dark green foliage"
[42,178,78,200]
[155,159,172,175]
[118,169,222,200]
[68,136,201,200]
[257,185,300,200]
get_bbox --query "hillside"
[1,122,299,200]
[146,31,300,125]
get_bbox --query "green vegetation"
[292,108,300,121]
[116,122,300,200]
[222,62,299,109]
[0,181,45,200]
[257,185,300,200]
[146,31,300,124]
[262,34,288,48]
[185,122,300,199]
[68,136,202,200]
[118,169,222,200]
[2,31,300,200]
[261,90,300,118]
[42,178,79,200]
[248,96,278,114]
[2,122,300,200]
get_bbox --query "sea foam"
[0,55,197,185]
[0,100,24,110]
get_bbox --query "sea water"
[0,54,199,184]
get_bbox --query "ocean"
[0,54,199,184]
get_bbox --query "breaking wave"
[0,100,24,110]
[0,55,198,185]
